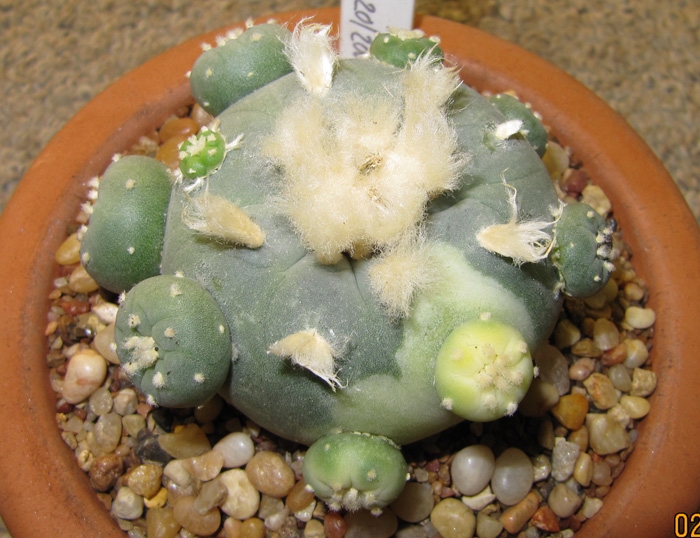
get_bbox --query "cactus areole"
[81,22,615,512]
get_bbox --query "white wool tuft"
[267,329,344,390]
[285,22,338,96]
[182,192,265,248]
[476,181,558,265]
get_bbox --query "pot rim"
[1,8,699,538]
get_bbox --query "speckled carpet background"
[1,0,699,225]
[0,1,698,535]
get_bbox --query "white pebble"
[620,395,651,419]
[451,445,495,496]
[580,496,604,519]
[547,483,582,518]
[533,344,570,395]
[92,302,119,324]
[551,438,580,481]
[624,306,656,329]
[62,349,107,404]
[623,338,649,369]
[586,414,630,455]
[461,485,496,511]
[213,431,255,468]
[631,368,657,397]
[491,448,534,506]
[113,388,138,416]
[112,486,143,520]
[607,364,633,392]
[218,469,260,519]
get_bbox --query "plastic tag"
[339,0,416,58]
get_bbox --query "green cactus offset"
[80,21,615,512]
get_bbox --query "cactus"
[303,432,408,513]
[114,274,232,408]
[488,93,549,157]
[80,155,172,293]
[189,22,293,116]
[369,28,443,68]
[80,22,614,511]
[551,202,615,297]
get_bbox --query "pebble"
[491,448,534,506]
[89,387,113,416]
[553,319,581,349]
[128,464,163,498]
[551,393,589,430]
[286,478,316,512]
[69,264,100,293]
[591,460,613,486]
[620,395,651,418]
[583,373,619,410]
[158,423,211,459]
[592,318,619,351]
[623,338,649,368]
[580,184,611,216]
[631,368,657,397]
[548,483,583,518]
[194,478,228,513]
[499,491,540,534]
[92,301,119,324]
[624,306,656,329]
[573,452,593,487]
[531,454,551,482]
[586,414,630,455]
[324,511,346,538]
[190,450,225,481]
[219,469,260,519]
[62,349,108,404]
[518,379,560,417]
[531,505,560,532]
[89,453,124,492]
[173,496,221,536]
[450,445,495,496]
[579,496,604,519]
[607,364,633,392]
[568,426,589,452]
[533,344,570,395]
[568,357,596,381]
[93,413,122,453]
[239,517,266,538]
[93,323,120,364]
[430,499,475,538]
[213,431,255,468]
[303,519,325,538]
[245,451,295,498]
[112,486,144,520]
[122,414,146,437]
[144,488,168,509]
[461,485,497,511]
[345,508,398,538]
[476,510,503,538]
[390,482,434,523]
[551,438,581,481]
[146,507,181,538]
[55,233,82,265]
[113,388,138,415]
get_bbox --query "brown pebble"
[89,453,124,492]
[127,463,163,498]
[245,451,295,497]
[551,393,589,430]
[324,511,347,538]
[500,491,540,534]
[286,478,315,512]
[146,506,181,538]
[531,505,560,532]
[240,517,266,538]
[601,343,627,366]
[173,495,221,536]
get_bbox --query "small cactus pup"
[303,432,408,514]
[80,155,172,293]
[369,27,443,68]
[114,274,232,408]
[551,201,616,297]
[87,21,616,512]
[488,93,549,157]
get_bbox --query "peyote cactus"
[81,22,615,512]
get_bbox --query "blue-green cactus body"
[189,23,293,116]
[369,31,443,68]
[159,58,564,445]
[80,155,172,293]
[488,93,549,157]
[114,274,232,408]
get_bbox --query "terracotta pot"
[1,8,698,537]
